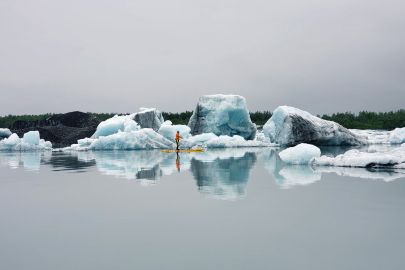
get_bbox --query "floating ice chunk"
[0,128,11,139]
[279,143,321,165]
[389,127,405,144]
[182,133,217,148]
[263,106,365,146]
[0,133,20,150]
[92,114,140,138]
[158,120,191,142]
[89,129,174,150]
[350,129,390,144]
[188,94,257,140]
[23,131,40,145]
[182,133,271,149]
[68,129,270,151]
[77,138,95,147]
[0,131,52,151]
[313,145,405,168]
[66,138,96,151]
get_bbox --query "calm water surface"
[0,147,404,270]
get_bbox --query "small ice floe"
[278,143,321,165]
[0,131,52,151]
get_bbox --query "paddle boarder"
[175,131,182,151]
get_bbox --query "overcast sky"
[0,0,404,116]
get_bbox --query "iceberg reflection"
[0,152,51,171]
[0,146,402,196]
[261,148,321,189]
[190,149,257,200]
[314,166,405,182]
[44,152,95,172]
[87,151,169,185]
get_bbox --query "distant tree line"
[320,110,405,130]
[0,114,53,129]
[0,110,404,130]
[162,111,193,125]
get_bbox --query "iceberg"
[67,111,271,151]
[263,106,365,146]
[313,144,405,168]
[70,129,175,151]
[0,131,52,151]
[389,127,405,144]
[188,94,257,140]
[350,129,391,144]
[92,108,166,138]
[134,108,165,131]
[158,120,191,142]
[92,114,140,138]
[23,130,40,145]
[279,143,321,165]
[0,128,11,139]
[181,133,271,149]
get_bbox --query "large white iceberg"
[69,129,175,151]
[279,143,321,165]
[313,144,405,168]
[92,108,166,138]
[92,113,140,138]
[0,128,12,139]
[389,127,405,144]
[263,106,365,146]
[0,131,52,151]
[188,94,257,140]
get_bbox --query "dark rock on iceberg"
[263,106,366,146]
[134,108,164,131]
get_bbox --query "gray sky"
[1,0,404,116]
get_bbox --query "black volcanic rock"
[11,111,101,148]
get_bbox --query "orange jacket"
[175,133,182,141]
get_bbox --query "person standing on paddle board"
[175,131,182,151]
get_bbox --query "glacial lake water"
[0,147,404,270]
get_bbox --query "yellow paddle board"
[161,148,205,153]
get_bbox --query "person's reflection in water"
[176,153,181,172]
